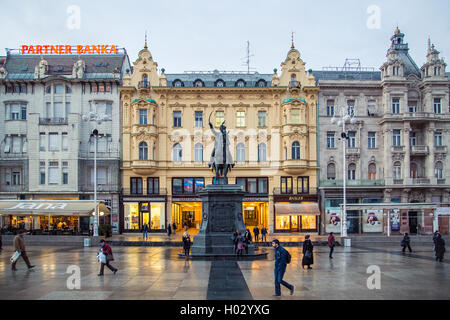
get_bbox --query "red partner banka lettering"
[21,45,118,54]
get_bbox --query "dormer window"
[235,80,245,87]
[173,80,184,87]
[256,79,266,87]
[215,80,225,87]
[194,79,204,87]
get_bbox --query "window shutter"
[22,137,27,153]
[4,137,11,153]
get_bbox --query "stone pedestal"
[190,184,255,256]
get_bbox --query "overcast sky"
[2,0,449,73]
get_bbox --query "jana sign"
[21,45,118,55]
[6,202,68,210]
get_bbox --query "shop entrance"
[346,211,360,234]
[242,202,268,230]
[172,202,202,230]
[275,215,318,233]
[409,211,418,234]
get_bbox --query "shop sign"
[6,202,68,210]
[173,197,201,202]
[362,209,383,233]
[325,207,341,233]
[274,194,318,202]
[20,44,118,55]
[243,197,268,202]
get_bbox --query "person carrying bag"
[98,239,118,276]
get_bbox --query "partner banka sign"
[20,44,118,55]
[6,202,68,210]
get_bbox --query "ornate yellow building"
[120,41,319,234]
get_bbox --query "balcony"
[410,145,429,156]
[273,187,318,195]
[122,188,167,196]
[393,179,404,185]
[391,146,405,153]
[0,152,27,159]
[281,159,313,175]
[320,179,385,187]
[346,147,360,155]
[437,179,446,185]
[138,81,150,89]
[79,184,121,193]
[79,150,120,159]
[39,117,68,125]
[411,178,430,185]
[434,146,448,154]
[0,184,27,192]
[131,160,158,175]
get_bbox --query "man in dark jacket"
[11,230,35,271]
[302,235,314,269]
[328,232,336,259]
[272,239,294,297]
[402,233,412,253]
[142,223,149,241]
[434,233,445,262]
[253,226,260,243]
[261,226,267,242]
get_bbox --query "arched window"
[139,142,148,160]
[290,74,296,88]
[256,79,266,87]
[235,79,245,87]
[173,143,182,162]
[368,163,376,180]
[393,161,402,179]
[173,79,184,87]
[258,143,266,162]
[236,143,245,162]
[291,141,300,160]
[193,79,204,87]
[435,161,443,179]
[142,74,148,88]
[348,163,356,180]
[194,143,203,162]
[327,163,336,180]
[215,79,225,87]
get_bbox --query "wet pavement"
[0,244,449,300]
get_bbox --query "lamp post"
[82,111,110,237]
[331,106,357,238]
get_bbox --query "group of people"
[400,231,446,262]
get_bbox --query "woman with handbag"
[302,235,314,270]
[328,232,336,259]
[98,239,118,276]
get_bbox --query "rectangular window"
[368,132,376,149]
[172,178,183,194]
[139,109,148,125]
[4,136,11,153]
[434,132,442,147]
[347,100,355,116]
[39,133,46,151]
[10,104,20,120]
[12,171,21,185]
[409,132,416,146]
[48,167,59,184]
[54,102,64,118]
[54,84,63,94]
[393,129,401,146]
[258,178,268,194]
[367,100,377,116]
[195,111,203,127]
[392,98,400,114]
[194,178,205,193]
[258,111,266,127]
[62,133,68,151]
[130,177,143,194]
[46,102,51,118]
[173,111,182,127]
[281,177,293,194]
[297,177,309,194]
[248,178,257,194]
[236,178,246,192]
[65,102,70,117]
[106,103,112,119]
[147,177,159,194]
[40,165,45,185]
[215,111,224,127]
[62,167,68,185]
[12,136,21,153]
[326,100,334,116]
[184,178,194,194]
[291,109,300,124]
[434,98,442,114]
[236,111,246,127]
[347,131,356,148]
[327,132,335,149]
[49,133,59,151]
[408,101,417,113]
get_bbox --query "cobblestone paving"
[0,245,448,300]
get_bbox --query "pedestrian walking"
[173,222,177,234]
[434,233,445,262]
[142,223,149,241]
[302,235,314,269]
[167,223,172,237]
[182,230,191,259]
[231,230,239,253]
[244,229,252,254]
[261,226,267,242]
[328,232,336,259]
[272,239,294,297]
[401,233,412,253]
[98,239,118,276]
[253,225,260,243]
[236,233,245,256]
[11,230,35,271]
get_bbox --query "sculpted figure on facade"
[72,59,85,79]
[34,57,48,79]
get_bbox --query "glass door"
[291,216,299,232]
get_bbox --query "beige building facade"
[120,41,320,234]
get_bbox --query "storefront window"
[301,215,316,230]
[194,178,205,192]
[184,178,194,193]
[258,178,268,194]
[124,202,139,230]
[276,215,290,230]
[173,178,183,194]
[248,178,257,194]
[151,203,165,230]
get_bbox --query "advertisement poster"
[112,222,119,233]
[390,209,400,232]
[325,208,341,233]
[362,209,383,233]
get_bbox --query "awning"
[275,203,320,215]
[0,200,110,217]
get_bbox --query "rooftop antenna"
[241,41,255,74]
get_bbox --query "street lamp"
[331,106,357,238]
[82,111,110,237]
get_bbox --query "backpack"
[285,249,292,264]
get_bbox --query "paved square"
[0,245,449,300]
